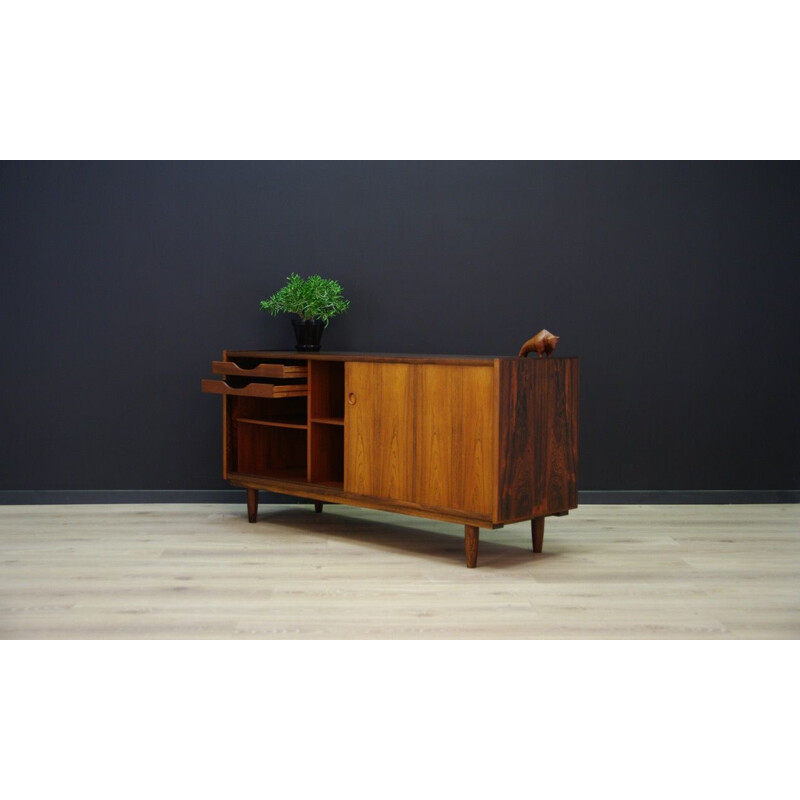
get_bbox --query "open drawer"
[201,379,308,398]
[203,354,309,398]
[211,361,308,379]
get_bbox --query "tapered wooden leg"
[465,525,479,568]
[247,488,258,523]
[314,501,323,513]
[532,516,545,553]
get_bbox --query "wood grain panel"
[415,365,494,515]
[344,362,415,502]
[497,358,579,522]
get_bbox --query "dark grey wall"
[1,161,798,497]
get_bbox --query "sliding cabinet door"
[415,365,495,516]
[344,362,415,502]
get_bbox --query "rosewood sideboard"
[202,351,579,567]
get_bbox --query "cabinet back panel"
[236,424,307,476]
[233,395,307,423]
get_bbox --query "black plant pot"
[292,319,325,351]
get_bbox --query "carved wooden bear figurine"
[518,329,560,358]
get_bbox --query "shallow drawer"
[212,361,308,379]
[201,379,308,398]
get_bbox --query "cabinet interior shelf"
[317,479,344,489]
[234,417,308,430]
[235,467,308,483]
[231,472,344,491]
[311,417,345,426]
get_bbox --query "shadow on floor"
[237,504,552,569]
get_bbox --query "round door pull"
[347,392,357,405]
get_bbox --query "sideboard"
[202,351,579,567]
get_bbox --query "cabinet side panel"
[497,359,579,521]
[344,362,415,502]
[415,365,494,515]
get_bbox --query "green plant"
[259,273,350,326]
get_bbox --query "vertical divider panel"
[307,360,314,482]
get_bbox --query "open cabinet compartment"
[307,360,345,487]
[309,360,345,424]
[232,395,308,428]
[309,423,344,486]
[233,417,307,481]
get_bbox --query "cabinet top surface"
[225,350,578,366]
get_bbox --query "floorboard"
[1,503,798,639]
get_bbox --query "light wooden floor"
[0,502,798,639]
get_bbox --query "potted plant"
[259,273,350,352]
